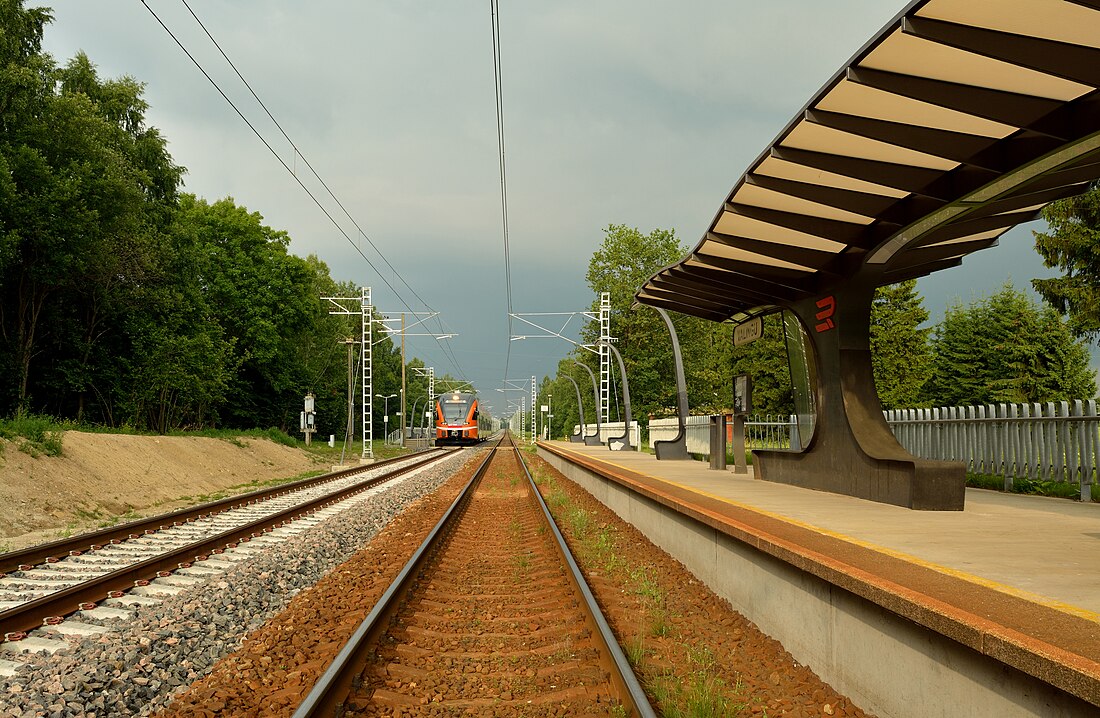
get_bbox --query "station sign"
[733,316,763,346]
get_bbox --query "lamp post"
[542,395,551,440]
[376,393,396,444]
[409,396,424,438]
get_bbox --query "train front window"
[441,401,468,422]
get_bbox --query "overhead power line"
[489,0,515,389]
[139,0,469,382]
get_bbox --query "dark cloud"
[39,1,1068,390]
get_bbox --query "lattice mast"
[600,292,611,423]
[361,286,372,459]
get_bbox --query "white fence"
[648,415,800,454]
[647,416,713,454]
[582,402,1099,499]
[568,421,642,448]
[886,400,1099,493]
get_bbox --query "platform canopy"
[637,0,1100,323]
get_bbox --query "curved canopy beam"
[631,0,1100,509]
[638,0,1100,320]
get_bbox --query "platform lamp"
[376,393,396,443]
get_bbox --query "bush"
[0,414,65,457]
[967,472,1095,501]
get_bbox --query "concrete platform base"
[539,445,1099,718]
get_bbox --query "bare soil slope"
[0,432,327,551]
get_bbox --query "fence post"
[1072,399,1085,500]
[1007,403,1020,490]
[1086,400,1098,502]
[1049,402,1063,482]
[974,405,985,474]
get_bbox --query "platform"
[538,440,1100,718]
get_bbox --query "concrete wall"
[540,447,1096,718]
[569,420,641,448]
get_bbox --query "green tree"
[1033,188,1100,342]
[0,7,182,418]
[870,280,932,409]
[580,224,690,420]
[925,284,1096,406]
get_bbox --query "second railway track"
[0,448,453,663]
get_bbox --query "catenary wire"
[490,0,516,391]
[177,0,465,380]
[140,0,469,384]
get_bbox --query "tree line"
[541,223,1099,440]
[0,1,454,438]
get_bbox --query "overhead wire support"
[509,311,600,354]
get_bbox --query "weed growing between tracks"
[528,462,747,715]
[527,456,866,718]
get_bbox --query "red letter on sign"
[815,296,836,332]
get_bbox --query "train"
[434,391,485,446]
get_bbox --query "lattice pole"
[429,367,435,437]
[362,286,373,459]
[531,375,537,444]
[600,292,611,423]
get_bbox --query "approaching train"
[435,391,485,446]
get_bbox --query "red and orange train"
[434,391,485,446]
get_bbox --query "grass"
[184,470,325,504]
[0,414,65,457]
[299,438,411,463]
[532,455,758,717]
[649,646,742,718]
[967,471,1100,502]
[0,416,420,466]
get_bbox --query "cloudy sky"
[39,1,1065,404]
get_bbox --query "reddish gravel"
[157,446,872,717]
[155,451,487,717]
[349,447,624,716]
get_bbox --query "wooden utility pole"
[343,338,356,445]
[400,313,407,448]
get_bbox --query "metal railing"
[745,414,799,451]
[598,401,1098,499]
[647,415,800,454]
[886,400,1099,499]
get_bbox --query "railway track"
[292,434,655,717]
[0,448,452,664]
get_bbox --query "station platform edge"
[536,439,1100,716]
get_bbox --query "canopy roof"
[637,0,1100,323]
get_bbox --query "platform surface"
[542,441,1100,619]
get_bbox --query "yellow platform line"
[552,445,1100,625]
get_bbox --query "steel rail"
[293,432,656,717]
[292,436,503,718]
[512,443,658,718]
[0,447,442,576]
[0,449,454,637]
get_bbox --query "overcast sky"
[38,1,1069,406]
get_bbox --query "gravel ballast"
[0,449,475,718]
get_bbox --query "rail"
[514,440,657,717]
[292,435,501,717]
[292,432,656,717]
[0,447,441,576]
[0,449,453,637]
